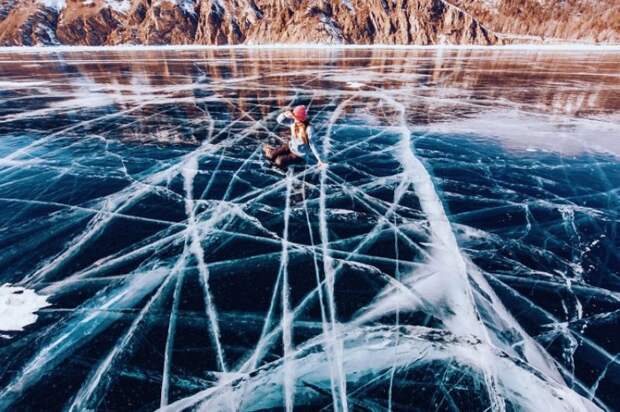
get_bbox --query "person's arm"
[277,111,295,127]
[307,126,327,168]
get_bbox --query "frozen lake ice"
[0,47,618,411]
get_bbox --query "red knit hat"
[293,105,307,122]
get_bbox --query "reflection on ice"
[0,48,618,411]
[425,110,620,157]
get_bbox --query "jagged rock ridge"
[0,0,617,46]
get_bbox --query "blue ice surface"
[0,48,618,411]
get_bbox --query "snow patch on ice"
[0,284,50,336]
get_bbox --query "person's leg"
[274,153,301,168]
[262,144,274,159]
[263,143,290,160]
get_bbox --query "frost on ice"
[0,48,618,411]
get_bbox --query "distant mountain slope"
[0,0,617,46]
[452,0,620,44]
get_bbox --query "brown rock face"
[452,0,620,44]
[56,0,122,45]
[0,0,60,46]
[0,0,617,46]
[109,0,198,45]
[194,0,497,45]
[195,0,257,44]
[137,1,197,45]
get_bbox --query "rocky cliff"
[0,0,617,47]
[452,0,620,44]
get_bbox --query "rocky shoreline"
[0,0,618,47]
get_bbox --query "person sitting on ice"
[263,105,326,169]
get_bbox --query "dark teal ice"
[0,48,618,411]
